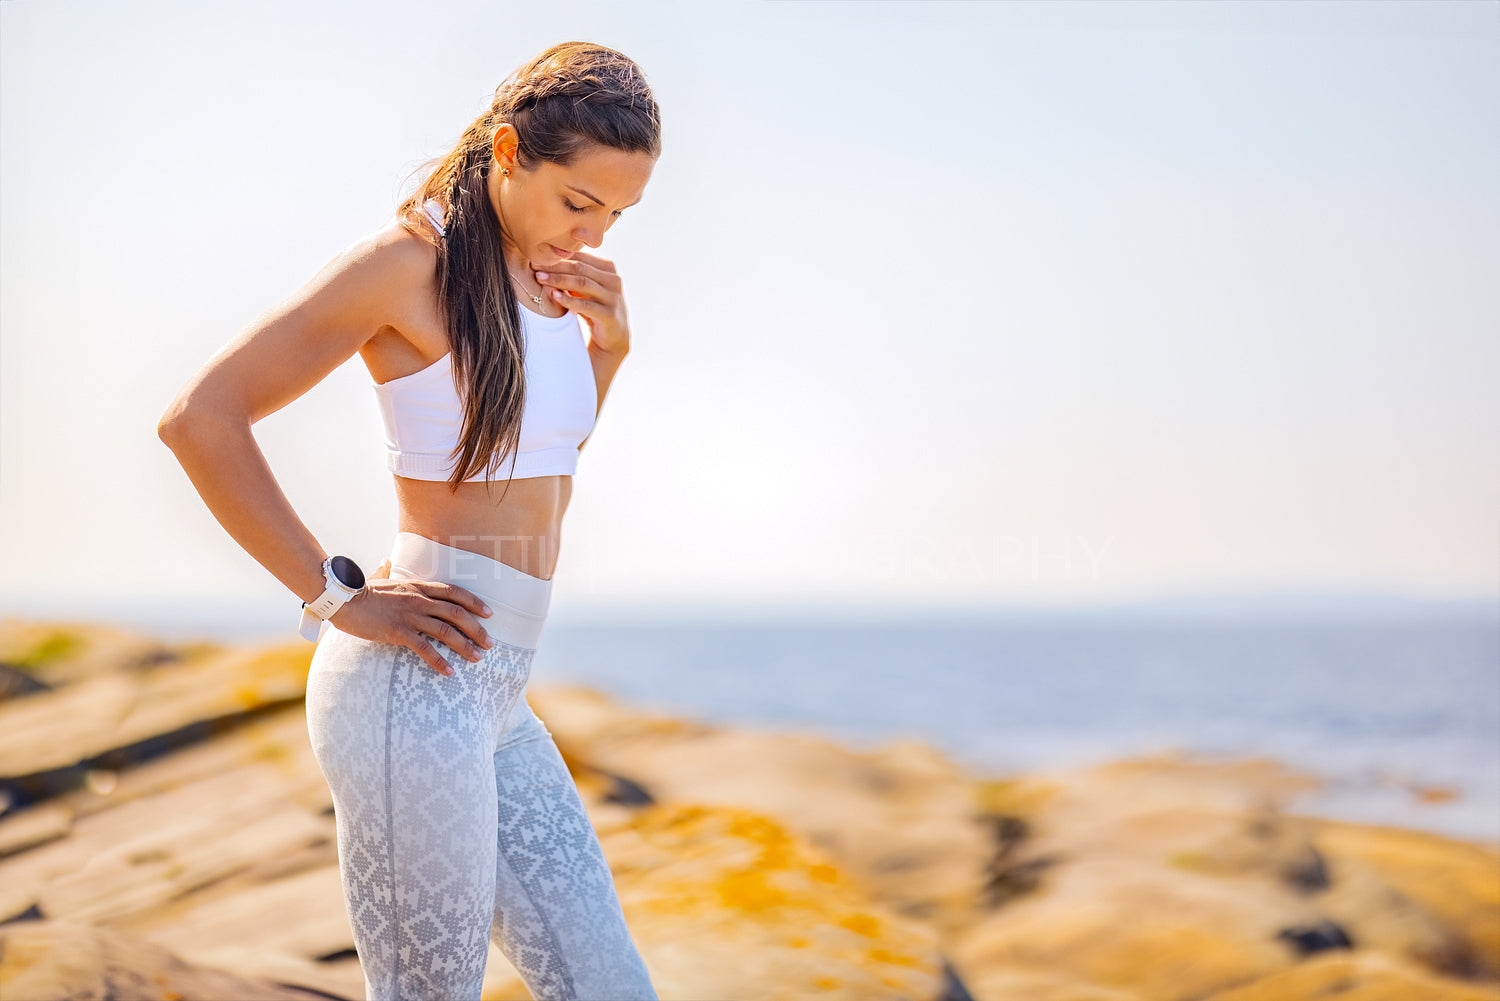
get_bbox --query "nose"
[572,222,606,249]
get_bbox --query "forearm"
[159,414,332,604]
[579,342,627,453]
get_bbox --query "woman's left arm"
[531,250,632,454]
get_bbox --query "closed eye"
[564,199,622,218]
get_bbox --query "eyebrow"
[567,185,644,210]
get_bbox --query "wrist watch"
[298,555,366,642]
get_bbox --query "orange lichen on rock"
[597,802,950,999]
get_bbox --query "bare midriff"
[394,472,573,582]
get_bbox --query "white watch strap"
[297,558,362,642]
[298,603,326,642]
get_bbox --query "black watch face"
[330,556,365,590]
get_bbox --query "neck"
[486,175,538,285]
[483,163,552,307]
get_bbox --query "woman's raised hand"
[529,251,631,356]
[327,565,494,677]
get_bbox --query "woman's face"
[489,127,655,268]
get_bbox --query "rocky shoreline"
[0,617,1495,1000]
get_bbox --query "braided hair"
[395,42,662,495]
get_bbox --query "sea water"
[534,612,1500,845]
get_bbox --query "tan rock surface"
[0,638,313,778]
[1300,817,1500,980]
[529,683,995,939]
[0,919,346,1001]
[595,801,953,1000]
[0,619,185,688]
[949,752,1499,1000]
[0,760,331,924]
[1200,948,1500,1001]
[1,618,1496,1001]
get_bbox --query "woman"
[156,41,661,1001]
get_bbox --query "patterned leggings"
[305,532,658,1001]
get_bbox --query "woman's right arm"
[155,231,492,675]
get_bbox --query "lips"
[550,244,576,258]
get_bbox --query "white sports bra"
[371,199,598,481]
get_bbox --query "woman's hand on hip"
[529,251,631,356]
[327,576,494,677]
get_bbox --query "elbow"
[157,396,226,451]
[157,410,184,450]
[157,397,196,450]
[157,412,180,448]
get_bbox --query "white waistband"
[386,532,553,649]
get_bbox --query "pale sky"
[2,0,1496,631]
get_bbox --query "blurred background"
[3,0,1496,844]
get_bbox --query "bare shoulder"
[361,212,442,309]
[355,212,450,375]
[278,213,436,323]
[316,211,444,343]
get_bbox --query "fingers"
[566,249,617,273]
[379,579,500,677]
[530,259,621,294]
[535,277,606,319]
[548,287,592,315]
[530,250,613,270]
[403,630,455,676]
[424,581,493,630]
[404,618,476,676]
[404,582,493,667]
[531,269,593,297]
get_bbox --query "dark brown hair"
[397,41,661,495]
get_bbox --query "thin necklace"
[506,266,546,308]
[436,197,551,310]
